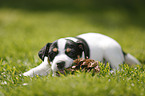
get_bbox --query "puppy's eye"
[66,48,71,53]
[49,48,59,62]
[53,48,58,52]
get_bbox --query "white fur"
[65,37,78,42]
[124,53,141,66]
[51,38,74,72]
[23,33,140,76]
[77,33,125,69]
[23,57,51,76]
[51,54,73,72]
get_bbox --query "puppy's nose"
[57,61,65,69]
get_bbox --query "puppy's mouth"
[55,58,100,76]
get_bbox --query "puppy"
[23,33,140,76]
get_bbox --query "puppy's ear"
[77,41,90,59]
[38,43,52,61]
[77,42,84,52]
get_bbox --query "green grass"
[0,1,145,95]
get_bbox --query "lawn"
[0,0,145,96]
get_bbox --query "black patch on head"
[65,39,83,60]
[75,37,90,59]
[38,43,52,61]
[48,41,59,62]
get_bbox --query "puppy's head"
[38,38,83,72]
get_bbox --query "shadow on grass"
[0,0,145,29]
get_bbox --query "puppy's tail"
[123,52,141,66]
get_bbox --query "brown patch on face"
[66,48,71,53]
[53,48,58,52]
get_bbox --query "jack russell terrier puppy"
[23,33,140,76]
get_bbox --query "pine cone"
[72,58,100,72]
[56,58,100,76]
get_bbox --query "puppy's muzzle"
[57,61,65,70]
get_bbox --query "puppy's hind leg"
[104,48,125,70]
[23,57,51,77]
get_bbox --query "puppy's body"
[23,33,140,76]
